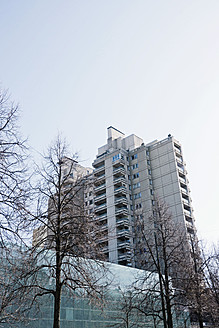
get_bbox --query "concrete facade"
[33,127,196,269]
[92,127,196,267]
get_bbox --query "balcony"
[115,207,129,216]
[183,204,191,216]
[102,245,109,253]
[118,252,131,261]
[116,217,129,227]
[117,228,130,237]
[174,143,181,153]
[95,203,107,214]
[95,193,106,203]
[117,240,131,250]
[99,224,108,232]
[183,199,189,206]
[94,183,106,192]
[113,176,126,185]
[94,164,105,175]
[185,215,193,224]
[112,158,125,167]
[92,158,105,169]
[180,182,187,190]
[113,167,126,176]
[114,186,127,195]
[179,178,186,186]
[98,235,108,243]
[115,196,128,206]
[94,174,105,184]
[96,212,107,221]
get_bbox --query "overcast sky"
[0,1,218,246]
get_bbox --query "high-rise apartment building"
[33,126,196,269]
[92,126,196,267]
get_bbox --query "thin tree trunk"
[154,234,167,328]
[53,279,61,328]
[53,165,62,328]
[53,244,62,328]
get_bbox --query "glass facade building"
[1,260,190,328]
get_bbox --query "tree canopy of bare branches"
[133,199,192,328]
[30,136,107,328]
[0,89,29,245]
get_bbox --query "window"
[149,179,152,185]
[148,169,151,175]
[150,189,154,195]
[133,173,139,179]
[89,200,93,205]
[89,191,92,196]
[133,182,140,189]
[131,154,138,160]
[147,160,150,165]
[134,192,141,200]
[135,203,142,209]
[85,193,87,198]
[85,201,88,206]
[146,150,150,156]
[112,153,121,162]
[132,163,138,170]
[130,195,132,200]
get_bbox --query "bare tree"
[30,136,107,328]
[182,237,208,328]
[108,287,141,328]
[0,88,33,324]
[133,199,191,328]
[0,89,30,244]
[192,243,219,327]
[0,247,37,326]
[205,244,219,323]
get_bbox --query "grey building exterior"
[33,127,196,269]
[92,127,196,267]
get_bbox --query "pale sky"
[0,1,218,246]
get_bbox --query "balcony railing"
[95,203,107,213]
[95,174,105,182]
[116,217,129,226]
[117,228,130,237]
[115,197,128,205]
[115,207,128,216]
[94,183,106,192]
[114,186,127,195]
[94,164,105,175]
[95,193,106,203]
[113,177,126,184]
[113,167,126,175]
[118,252,131,261]
[117,241,131,249]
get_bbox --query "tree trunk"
[53,247,62,328]
[154,234,168,328]
[198,313,204,328]
[53,283,61,328]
